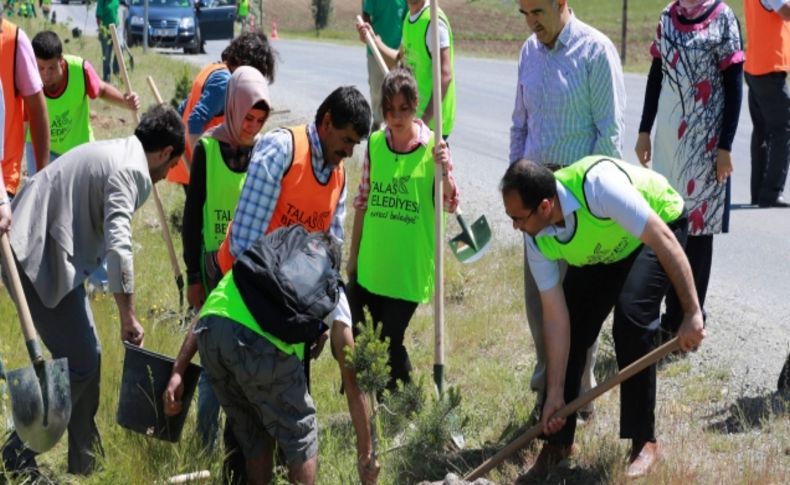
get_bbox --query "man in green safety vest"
[501,157,706,480]
[356,0,455,137]
[27,30,140,174]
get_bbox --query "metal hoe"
[463,337,682,480]
[0,234,71,453]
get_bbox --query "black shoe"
[758,196,790,208]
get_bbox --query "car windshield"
[130,0,191,7]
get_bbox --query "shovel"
[355,15,492,265]
[448,208,492,264]
[0,234,71,453]
[463,337,682,480]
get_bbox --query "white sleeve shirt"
[526,160,653,291]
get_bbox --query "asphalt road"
[43,5,790,389]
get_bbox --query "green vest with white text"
[201,137,247,252]
[31,55,93,155]
[401,6,455,136]
[357,130,436,303]
[535,157,684,266]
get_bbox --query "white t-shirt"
[409,2,450,56]
[526,161,653,291]
[329,287,353,328]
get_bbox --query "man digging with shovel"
[501,157,705,480]
[1,104,184,479]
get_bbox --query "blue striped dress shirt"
[230,122,347,257]
[509,14,626,166]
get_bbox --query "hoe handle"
[0,234,44,364]
[464,337,681,480]
[355,15,389,76]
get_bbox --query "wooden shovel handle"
[429,0,445,390]
[0,234,44,364]
[108,26,183,293]
[464,337,682,480]
[355,15,389,76]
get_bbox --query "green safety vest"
[535,156,685,266]
[401,6,455,136]
[238,0,248,17]
[201,137,247,252]
[30,55,93,156]
[200,271,305,360]
[357,130,436,303]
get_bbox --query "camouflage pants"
[195,315,317,464]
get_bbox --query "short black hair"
[314,86,371,139]
[500,159,557,210]
[135,104,185,157]
[381,68,418,116]
[222,32,277,82]
[32,31,63,60]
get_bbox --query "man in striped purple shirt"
[508,0,625,478]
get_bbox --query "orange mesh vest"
[744,0,790,75]
[216,125,345,273]
[166,62,227,185]
[1,20,25,195]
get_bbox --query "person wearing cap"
[180,66,270,470]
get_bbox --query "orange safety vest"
[1,20,25,195]
[166,62,228,185]
[744,0,790,75]
[216,125,345,273]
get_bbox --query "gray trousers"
[745,71,790,204]
[523,239,597,411]
[2,259,102,475]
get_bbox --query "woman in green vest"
[181,65,270,461]
[347,68,458,390]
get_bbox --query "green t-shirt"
[363,0,406,52]
[96,0,119,26]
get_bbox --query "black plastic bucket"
[116,342,202,442]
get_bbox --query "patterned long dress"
[651,1,743,235]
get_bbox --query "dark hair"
[134,104,185,156]
[252,99,270,111]
[314,86,371,139]
[381,68,418,116]
[500,159,557,210]
[222,32,277,82]
[32,31,63,60]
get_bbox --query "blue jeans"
[24,141,59,176]
[197,370,221,450]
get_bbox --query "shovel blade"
[449,214,492,264]
[6,358,71,453]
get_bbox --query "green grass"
[2,9,790,485]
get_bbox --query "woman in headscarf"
[180,65,270,477]
[635,0,743,357]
